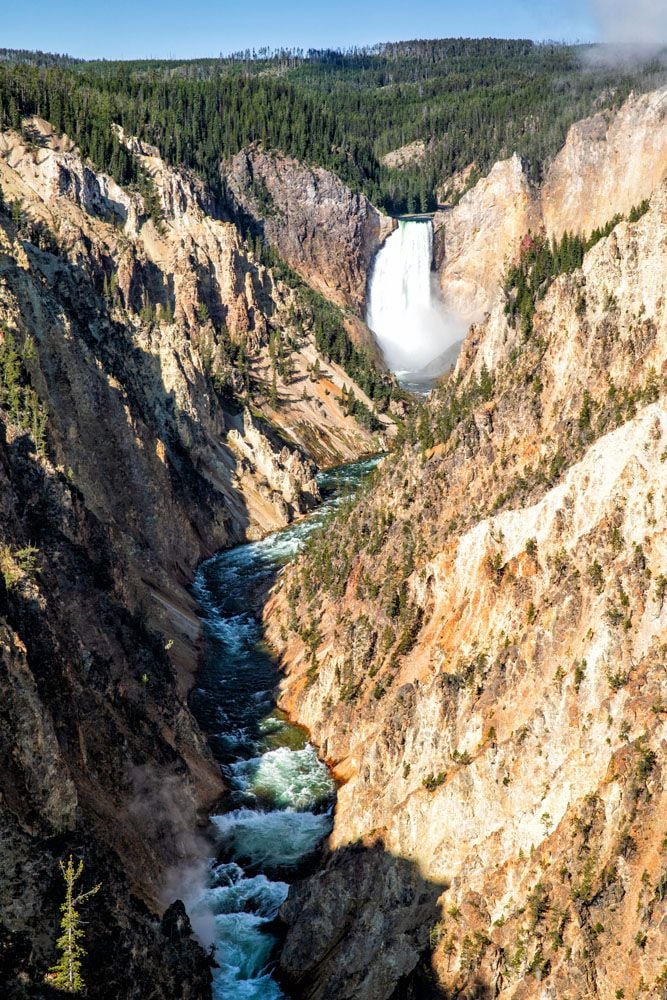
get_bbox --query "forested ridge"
[0,40,665,214]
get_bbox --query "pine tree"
[47,856,101,994]
[479,364,493,401]
[417,407,434,451]
[11,199,22,228]
[109,271,119,306]
[162,298,174,324]
[0,331,24,424]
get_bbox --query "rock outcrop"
[434,86,667,320]
[541,86,667,237]
[435,161,478,207]
[266,180,667,999]
[224,145,396,313]
[381,140,427,170]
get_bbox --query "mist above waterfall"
[366,220,464,376]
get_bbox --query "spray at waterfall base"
[367,219,465,380]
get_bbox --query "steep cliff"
[433,154,540,320]
[266,179,667,999]
[434,86,667,320]
[224,145,396,314]
[541,87,667,238]
[0,118,393,997]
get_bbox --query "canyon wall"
[434,86,667,320]
[266,179,667,1000]
[224,145,396,314]
[541,87,667,237]
[0,119,392,996]
[433,154,540,320]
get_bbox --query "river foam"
[189,458,380,999]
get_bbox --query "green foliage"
[460,930,490,972]
[578,390,593,434]
[395,604,423,656]
[47,856,100,994]
[628,199,650,223]
[342,386,382,431]
[428,365,495,447]
[527,881,550,929]
[0,543,40,589]
[607,669,628,692]
[0,41,662,214]
[635,739,657,781]
[571,856,596,903]
[15,545,39,577]
[416,406,434,451]
[504,226,606,335]
[250,174,279,218]
[588,560,604,593]
[478,363,493,401]
[257,243,395,419]
[574,659,586,692]
[11,198,23,227]
[504,202,654,338]
[303,290,393,411]
[0,327,48,450]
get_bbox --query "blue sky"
[3,0,603,60]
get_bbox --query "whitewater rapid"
[366,219,462,380]
[188,459,379,1000]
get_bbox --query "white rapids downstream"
[188,458,379,1000]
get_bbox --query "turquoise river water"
[188,458,379,999]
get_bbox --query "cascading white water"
[186,459,381,1000]
[366,219,462,377]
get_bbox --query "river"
[188,457,379,1000]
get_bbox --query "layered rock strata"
[434,86,667,319]
[0,118,391,997]
[224,145,396,313]
[266,181,667,1000]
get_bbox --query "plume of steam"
[127,765,217,946]
[583,0,667,66]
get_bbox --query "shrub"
[422,772,445,791]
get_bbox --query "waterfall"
[366,219,462,377]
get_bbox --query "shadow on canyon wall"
[0,420,219,999]
[277,838,492,1000]
[0,222,244,994]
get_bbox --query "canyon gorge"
[0,113,394,997]
[0,42,665,1000]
